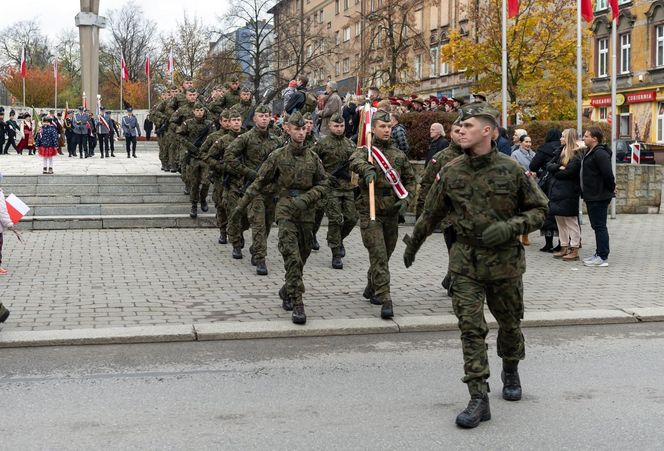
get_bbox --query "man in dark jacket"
[144,116,154,141]
[529,128,562,251]
[580,126,615,267]
[425,123,448,164]
[284,75,311,114]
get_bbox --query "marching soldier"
[312,113,358,269]
[224,76,242,107]
[231,112,329,324]
[152,90,173,170]
[349,109,416,319]
[166,81,194,172]
[403,102,548,428]
[207,85,227,122]
[224,104,281,275]
[170,89,200,194]
[232,87,254,129]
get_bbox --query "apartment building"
[588,0,664,143]
[270,0,474,98]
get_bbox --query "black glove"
[481,221,514,247]
[292,198,307,211]
[364,170,376,185]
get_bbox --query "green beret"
[302,112,313,121]
[186,88,198,94]
[228,108,243,119]
[330,112,344,124]
[288,112,305,127]
[214,84,225,91]
[255,104,271,114]
[220,109,231,119]
[193,101,206,110]
[371,109,391,125]
[229,75,239,83]
[241,86,252,93]
[457,101,499,124]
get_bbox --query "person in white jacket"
[0,181,15,322]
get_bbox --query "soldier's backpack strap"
[369,146,408,200]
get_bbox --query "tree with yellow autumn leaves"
[442,0,589,121]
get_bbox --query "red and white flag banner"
[20,47,27,79]
[121,56,129,81]
[5,194,30,223]
[507,0,519,18]
[369,146,409,200]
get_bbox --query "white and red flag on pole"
[609,0,619,20]
[20,47,27,79]
[145,55,151,78]
[507,0,519,18]
[5,194,30,224]
[581,0,594,22]
[167,49,175,75]
[53,59,58,79]
[121,55,129,81]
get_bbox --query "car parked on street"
[614,139,656,164]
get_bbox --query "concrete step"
[20,193,191,205]
[21,214,218,230]
[26,203,217,217]
[4,184,186,195]
[1,174,182,185]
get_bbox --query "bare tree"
[0,19,52,69]
[198,47,244,89]
[54,29,80,79]
[102,1,159,82]
[161,13,212,81]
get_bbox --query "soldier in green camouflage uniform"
[166,80,194,173]
[162,86,182,172]
[171,89,200,192]
[231,112,329,324]
[176,102,214,218]
[151,90,173,171]
[403,102,548,429]
[225,104,281,275]
[303,112,324,251]
[224,76,241,109]
[312,112,357,269]
[203,109,243,244]
[206,85,227,123]
[232,87,254,130]
[349,109,416,319]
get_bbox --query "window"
[658,103,664,142]
[599,107,608,121]
[657,25,664,67]
[343,26,351,42]
[596,0,607,10]
[620,33,631,74]
[307,45,313,57]
[376,28,382,48]
[335,31,340,46]
[598,37,608,77]
[371,0,376,12]
[430,47,438,77]
[343,57,350,73]
[335,0,340,14]
[356,22,361,37]
[440,61,449,76]
[431,5,439,30]
[414,55,422,80]
[618,0,630,4]
[319,10,324,23]
[335,61,340,76]
[344,0,349,10]
[414,9,423,32]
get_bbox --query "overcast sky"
[0,1,230,41]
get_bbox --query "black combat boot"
[127,151,131,158]
[250,254,257,266]
[380,299,394,319]
[456,394,491,428]
[218,232,227,244]
[292,304,306,325]
[132,151,137,158]
[279,285,293,311]
[312,236,320,251]
[256,261,268,276]
[200,199,209,212]
[106,152,110,158]
[100,152,104,159]
[332,255,343,270]
[190,204,197,219]
[232,247,243,259]
[0,304,10,323]
[501,362,522,401]
[442,273,452,297]
[339,241,346,258]
[363,285,381,305]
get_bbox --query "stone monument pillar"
[76,0,107,108]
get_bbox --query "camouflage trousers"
[247,194,275,263]
[165,132,179,169]
[359,212,399,302]
[179,150,191,187]
[225,189,250,248]
[326,190,358,255]
[278,220,314,306]
[312,199,326,239]
[157,135,168,167]
[187,158,209,205]
[212,182,227,233]
[450,273,525,396]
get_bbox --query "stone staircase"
[2,174,217,230]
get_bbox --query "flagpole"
[55,64,58,110]
[610,14,617,219]
[147,72,151,111]
[23,77,26,108]
[576,0,582,138]
[501,0,508,128]
[120,63,124,111]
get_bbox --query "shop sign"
[625,91,656,104]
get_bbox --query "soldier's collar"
[465,146,498,169]
[372,136,391,149]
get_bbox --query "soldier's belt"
[456,235,519,249]
[284,189,304,197]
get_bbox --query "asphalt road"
[1,323,663,450]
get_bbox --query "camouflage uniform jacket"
[204,130,240,184]
[416,141,464,217]
[176,117,214,158]
[313,133,355,191]
[200,128,227,157]
[349,137,417,217]
[166,92,187,132]
[412,147,548,281]
[303,133,317,149]
[170,101,196,130]
[225,127,281,192]
[206,97,226,120]
[224,89,241,108]
[151,100,169,131]
[240,141,329,224]
[231,100,254,127]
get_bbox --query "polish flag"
[355,77,361,96]
[145,55,151,78]
[5,194,30,224]
[20,47,27,79]
[581,0,594,22]
[507,0,519,18]
[167,49,175,75]
[121,55,129,81]
[53,59,58,79]
[609,0,619,21]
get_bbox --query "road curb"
[0,308,656,349]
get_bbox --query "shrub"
[401,111,459,160]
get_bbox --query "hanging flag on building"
[145,55,151,78]
[507,0,519,18]
[20,47,27,79]
[581,0,593,22]
[609,0,619,20]
[121,55,129,81]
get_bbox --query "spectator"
[35,117,59,174]
[342,95,358,139]
[143,115,154,141]
[0,109,5,153]
[581,126,615,267]
[547,128,583,261]
[281,80,298,113]
[530,128,562,252]
[17,113,35,155]
[425,123,448,164]
[319,81,343,136]
[390,112,410,155]
[496,127,512,156]
[3,110,19,154]
[0,175,16,282]
[511,128,528,152]
[511,135,536,245]
[284,75,314,114]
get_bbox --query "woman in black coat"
[530,128,561,252]
[546,128,583,261]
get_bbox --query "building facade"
[588,0,664,143]
[270,0,474,98]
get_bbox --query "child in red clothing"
[36,118,60,174]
